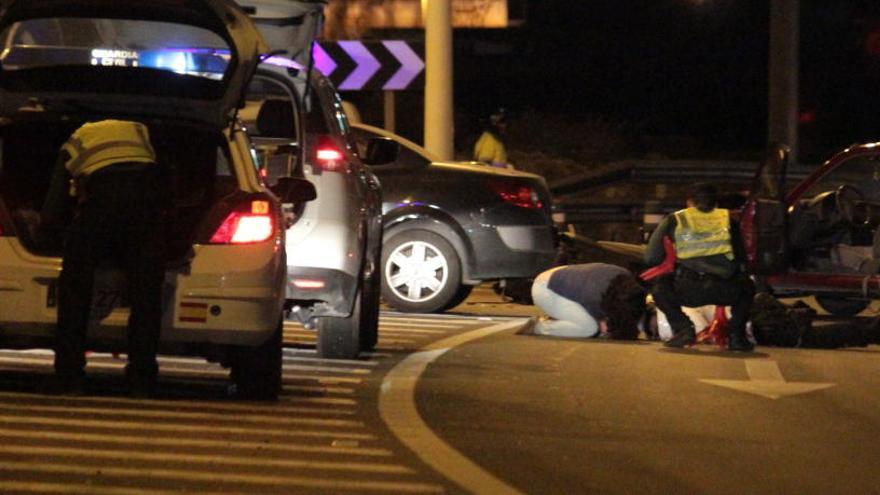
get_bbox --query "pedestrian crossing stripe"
[0,426,392,456]
[0,461,446,494]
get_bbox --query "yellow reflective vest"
[473,131,508,168]
[62,120,156,182]
[673,207,734,260]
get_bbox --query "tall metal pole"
[768,0,799,161]
[424,0,454,160]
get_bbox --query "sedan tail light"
[491,182,544,209]
[208,200,275,244]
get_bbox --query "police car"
[0,0,315,398]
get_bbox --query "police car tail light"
[209,201,274,244]
[491,182,543,209]
[315,135,346,172]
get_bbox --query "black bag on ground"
[750,292,814,347]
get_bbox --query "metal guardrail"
[550,159,815,197]
[550,159,818,223]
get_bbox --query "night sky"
[451,0,880,162]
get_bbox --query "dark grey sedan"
[350,122,558,313]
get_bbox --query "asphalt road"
[0,286,877,494]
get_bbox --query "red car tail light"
[208,200,275,244]
[491,182,543,209]
[315,135,346,172]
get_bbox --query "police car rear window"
[0,18,230,80]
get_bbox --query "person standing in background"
[473,108,512,169]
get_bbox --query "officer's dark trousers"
[55,164,167,382]
[652,269,755,336]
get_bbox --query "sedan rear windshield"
[0,18,231,80]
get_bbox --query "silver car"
[241,58,396,359]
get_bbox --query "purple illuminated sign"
[313,40,425,92]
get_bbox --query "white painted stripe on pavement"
[284,364,372,375]
[0,403,361,428]
[377,338,419,344]
[0,391,351,416]
[380,319,527,495]
[0,356,370,383]
[0,461,444,494]
[375,327,448,334]
[284,374,363,384]
[280,396,357,406]
[282,352,381,366]
[379,317,476,325]
[0,445,412,474]
[0,427,390,457]
[380,321,464,329]
[0,481,179,495]
[0,415,375,441]
[283,385,355,395]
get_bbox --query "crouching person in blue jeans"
[531,263,647,339]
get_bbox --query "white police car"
[0,0,315,398]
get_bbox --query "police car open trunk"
[0,119,243,263]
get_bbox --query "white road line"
[282,352,381,366]
[284,364,372,375]
[0,445,413,474]
[0,415,376,441]
[0,391,352,416]
[0,461,445,494]
[283,385,355,395]
[0,356,373,384]
[379,317,475,325]
[0,427,391,457]
[380,319,527,495]
[0,403,362,428]
[380,321,465,329]
[0,481,181,495]
[375,327,448,334]
[378,338,420,345]
[280,396,357,406]
[283,374,363,385]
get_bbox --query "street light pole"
[768,0,799,161]
[424,0,454,161]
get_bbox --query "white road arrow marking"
[700,360,835,399]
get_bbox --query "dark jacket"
[547,263,630,319]
[645,211,747,279]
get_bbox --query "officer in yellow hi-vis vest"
[473,108,511,169]
[40,120,170,396]
[644,183,755,351]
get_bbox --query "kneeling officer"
[644,183,754,352]
[41,119,170,395]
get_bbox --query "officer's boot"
[727,327,754,352]
[664,324,696,348]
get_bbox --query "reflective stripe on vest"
[63,120,155,179]
[673,207,733,260]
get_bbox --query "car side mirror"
[362,137,399,166]
[271,177,316,203]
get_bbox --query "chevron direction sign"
[313,40,425,92]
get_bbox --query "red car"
[741,143,880,315]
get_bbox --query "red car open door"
[741,143,791,276]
